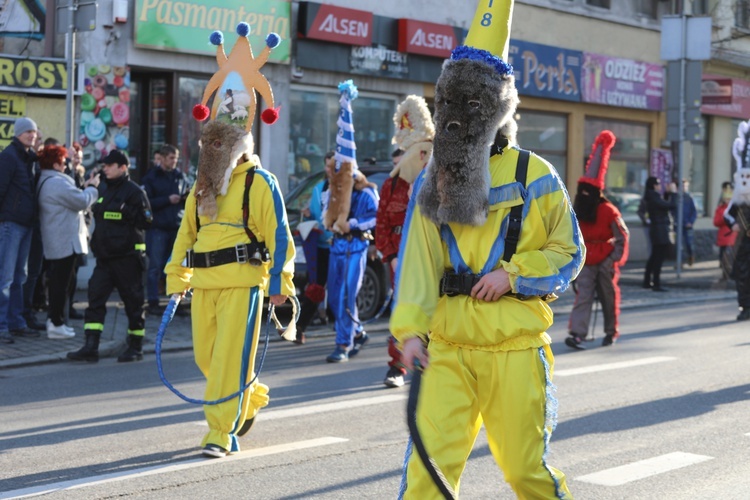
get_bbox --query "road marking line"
[555,356,676,377]
[576,452,713,486]
[9,408,202,439]
[190,394,408,426]
[0,437,348,500]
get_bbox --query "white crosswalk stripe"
[0,437,348,500]
[576,452,714,486]
[555,356,676,377]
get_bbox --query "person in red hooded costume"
[567,131,629,349]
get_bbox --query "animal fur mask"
[194,120,254,220]
[417,58,519,226]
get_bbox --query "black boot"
[23,311,46,331]
[118,334,144,362]
[67,332,101,363]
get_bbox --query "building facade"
[7,0,746,260]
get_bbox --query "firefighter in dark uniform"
[67,150,153,363]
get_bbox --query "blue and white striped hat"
[334,80,358,171]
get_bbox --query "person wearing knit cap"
[0,117,40,344]
[566,131,629,350]
[391,1,581,497]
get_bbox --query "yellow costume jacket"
[166,158,295,296]
[391,146,584,351]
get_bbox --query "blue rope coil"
[155,292,276,406]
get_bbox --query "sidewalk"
[0,259,737,369]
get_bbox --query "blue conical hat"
[334,80,358,171]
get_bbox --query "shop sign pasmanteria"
[135,0,291,63]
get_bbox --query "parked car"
[284,164,393,320]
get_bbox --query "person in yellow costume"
[391,1,583,498]
[166,24,295,459]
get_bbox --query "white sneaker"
[47,319,75,339]
[63,325,76,336]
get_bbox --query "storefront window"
[585,118,650,222]
[177,76,210,185]
[150,78,168,159]
[516,110,568,182]
[288,87,396,191]
[686,117,707,216]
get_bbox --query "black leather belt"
[186,243,270,268]
[439,271,554,301]
[439,272,481,297]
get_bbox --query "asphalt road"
[1,298,748,499]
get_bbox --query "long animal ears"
[732,119,750,172]
[579,130,616,190]
[191,23,281,133]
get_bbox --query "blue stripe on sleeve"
[256,170,289,295]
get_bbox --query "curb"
[0,293,736,370]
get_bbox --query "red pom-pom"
[305,283,326,303]
[261,107,279,125]
[192,104,210,121]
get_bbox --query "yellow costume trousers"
[192,286,270,453]
[402,342,572,499]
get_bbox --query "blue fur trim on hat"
[209,31,223,46]
[451,45,513,76]
[266,33,281,49]
[236,22,250,38]
[338,80,359,101]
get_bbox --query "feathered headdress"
[191,22,281,133]
[391,95,434,184]
[579,130,616,190]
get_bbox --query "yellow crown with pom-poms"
[450,0,514,76]
[192,22,281,132]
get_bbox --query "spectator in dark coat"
[671,179,698,266]
[140,144,187,314]
[642,176,677,292]
[0,117,39,343]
